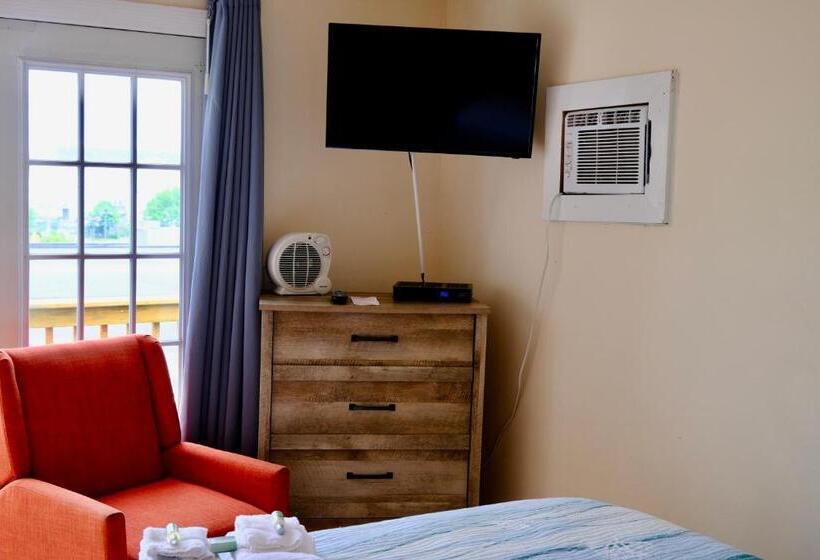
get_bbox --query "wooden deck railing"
[29,299,178,344]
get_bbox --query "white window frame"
[19,59,194,365]
[0,0,207,39]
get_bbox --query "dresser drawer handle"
[348,403,396,412]
[350,334,399,343]
[346,471,394,480]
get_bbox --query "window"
[25,64,189,398]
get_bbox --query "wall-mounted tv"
[326,23,541,159]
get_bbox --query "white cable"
[488,193,562,461]
[408,152,426,283]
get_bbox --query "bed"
[313,498,759,560]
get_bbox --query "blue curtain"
[182,0,264,455]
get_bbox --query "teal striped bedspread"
[313,498,759,560]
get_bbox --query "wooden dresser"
[257,293,489,529]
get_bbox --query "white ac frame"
[543,70,676,224]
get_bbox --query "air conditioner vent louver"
[576,128,642,185]
[566,112,599,127]
[278,242,322,288]
[562,104,649,195]
[601,108,643,124]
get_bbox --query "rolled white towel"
[138,526,213,560]
[234,552,321,560]
[233,516,315,554]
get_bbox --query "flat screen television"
[326,23,541,159]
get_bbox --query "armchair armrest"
[0,478,126,560]
[163,442,289,514]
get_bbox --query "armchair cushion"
[3,338,164,496]
[164,442,289,514]
[99,477,265,560]
[0,478,127,560]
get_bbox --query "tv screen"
[326,23,541,159]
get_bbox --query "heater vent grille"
[279,242,322,288]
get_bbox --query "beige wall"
[135,0,445,290]
[435,1,820,560]
[140,1,819,558]
[262,2,820,558]
[263,1,445,291]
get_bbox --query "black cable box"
[393,281,473,303]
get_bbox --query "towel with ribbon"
[138,525,214,560]
[231,512,316,556]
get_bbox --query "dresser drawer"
[293,496,466,524]
[273,364,473,383]
[272,313,474,365]
[280,450,469,499]
[270,380,471,435]
[270,434,470,451]
[271,380,472,403]
[271,401,470,435]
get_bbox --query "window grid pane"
[28,69,78,161]
[84,73,132,163]
[29,259,78,345]
[26,66,186,391]
[137,78,182,164]
[136,258,180,343]
[137,169,181,254]
[84,167,131,254]
[29,165,79,255]
[84,259,130,340]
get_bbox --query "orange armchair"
[0,335,289,560]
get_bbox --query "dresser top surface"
[259,293,490,315]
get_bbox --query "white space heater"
[266,233,332,295]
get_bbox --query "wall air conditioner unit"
[267,233,332,295]
[563,105,649,195]
[543,70,675,224]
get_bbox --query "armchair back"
[0,335,181,496]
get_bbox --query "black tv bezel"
[325,23,542,159]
